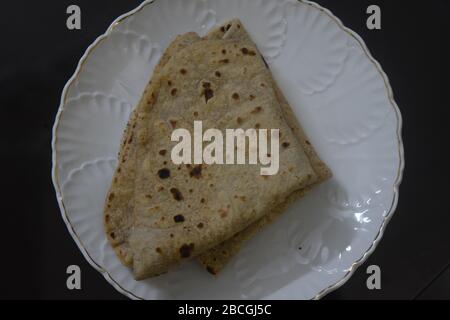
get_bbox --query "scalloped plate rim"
[51,0,404,300]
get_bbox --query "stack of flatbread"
[104,19,331,280]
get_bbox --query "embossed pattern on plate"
[52,0,404,300]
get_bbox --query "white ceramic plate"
[52,0,404,299]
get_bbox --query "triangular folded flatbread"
[104,20,330,279]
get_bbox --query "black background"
[1,0,449,300]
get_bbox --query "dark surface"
[0,0,449,300]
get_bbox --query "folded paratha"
[197,21,331,274]
[104,20,330,279]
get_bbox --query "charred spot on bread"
[157,168,170,179]
[204,88,214,103]
[173,214,185,223]
[179,243,194,258]
[170,188,184,201]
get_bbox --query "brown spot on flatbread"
[170,188,184,201]
[190,165,202,178]
[110,232,115,239]
[254,123,260,129]
[236,117,243,124]
[215,71,221,77]
[232,93,240,100]
[159,149,167,156]
[117,167,121,173]
[206,266,216,275]
[157,168,170,179]
[145,194,152,199]
[209,183,214,187]
[179,243,194,258]
[169,119,177,128]
[204,88,214,103]
[219,59,229,64]
[108,193,115,201]
[249,94,255,100]
[218,209,228,218]
[251,106,262,114]
[180,68,187,75]
[197,222,204,229]
[282,142,290,148]
[260,83,266,87]
[170,233,174,238]
[202,82,211,88]
[158,186,164,192]
[156,247,162,254]
[193,111,199,117]
[105,215,110,222]
[189,189,193,193]
[241,47,249,55]
[306,140,311,145]
[171,88,177,96]
[220,26,225,32]
[163,161,167,165]
[237,24,241,29]
[147,92,155,104]
[173,214,185,223]
[200,198,205,203]
[222,49,227,54]
[240,196,247,202]
[226,23,231,31]
[167,80,172,86]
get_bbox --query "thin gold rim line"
[51,0,405,300]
